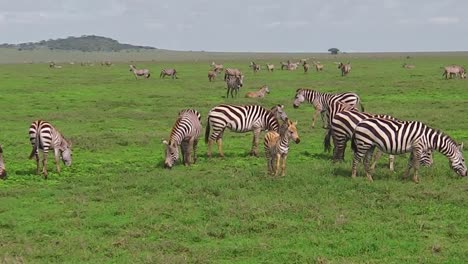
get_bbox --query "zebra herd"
[161,86,466,182]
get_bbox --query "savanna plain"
[0,52,467,263]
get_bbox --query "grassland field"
[0,51,467,263]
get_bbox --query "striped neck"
[428,127,458,159]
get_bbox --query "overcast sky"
[0,0,466,52]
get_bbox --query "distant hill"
[0,35,157,52]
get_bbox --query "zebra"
[303,61,310,73]
[250,62,260,73]
[162,109,202,169]
[129,65,151,79]
[293,88,364,128]
[211,62,224,73]
[160,68,178,79]
[280,61,289,70]
[442,65,466,79]
[205,104,288,157]
[325,109,433,170]
[313,61,324,71]
[338,62,351,76]
[264,119,300,176]
[0,145,6,179]
[28,120,72,179]
[224,68,243,81]
[226,75,244,98]
[208,70,217,82]
[351,117,467,183]
[245,85,270,98]
[266,64,275,72]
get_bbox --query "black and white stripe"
[205,104,286,157]
[351,117,467,182]
[163,109,202,169]
[293,88,364,128]
[226,75,243,98]
[264,120,300,176]
[28,120,72,178]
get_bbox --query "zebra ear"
[294,120,298,126]
[459,142,464,151]
[162,140,169,145]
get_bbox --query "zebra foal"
[226,75,244,98]
[162,109,202,169]
[264,119,300,176]
[28,120,72,179]
[351,118,467,183]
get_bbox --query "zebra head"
[285,120,300,144]
[293,89,305,108]
[60,140,72,167]
[163,140,178,169]
[264,86,270,94]
[271,105,288,122]
[450,143,467,177]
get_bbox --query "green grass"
[0,53,467,263]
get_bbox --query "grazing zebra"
[224,68,243,81]
[160,68,178,79]
[351,118,467,183]
[313,61,324,71]
[101,61,112,66]
[250,62,260,73]
[205,104,287,157]
[325,110,433,171]
[264,119,300,176]
[226,75,244,98]
[287,62,299,71]
[208,70,217,82]
[211,62,224,73]
[0,145,6,179]
[28,120,72,179]
[129,65,151,79]
[402,63,415,69]
[293,88,364,128]
[266,64,275,72]
[245,85,270,98]
[442,65,466,79]
[338,62,351,76]
[280,61,289,70]
[162,109,202,169]
[303,61,310,73]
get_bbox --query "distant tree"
[328,48,340,55]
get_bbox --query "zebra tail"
[360,103,365,112]
[147,73,151,78]
[29,132,40,159]
[323,129,332,153]
[351,133,358,153]
[205,117,211,144]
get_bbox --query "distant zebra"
[313,61,324,71]
[0,145,6,179]
[264,119,300,176]
[402,63,415,69]
[338,62,351,76]
[245,85,270,98]
[293,88,364,128]
[129,65,151,79]
[266,64,275,72]
[303,61,310,73]
[160,68,178,79]
[351,118,467,183]
[280,61,289,70]
[162,109,202,169]
[226,75,244,98]
[28,120,72,179]
[326,110,431,171]
[250,62,260,73]
[211,62,224,73]
[224,68,243,81]
[208,70,217,82]
[205,104,288,157]
[442,65,466,79]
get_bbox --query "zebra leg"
[186,138,195,165]
[364,147,375,182]
[207,139,213,158]
[250,128,261,157]
[226,88,230,98]
[388,155,395,172]
[181,140,189,166]
[274,153,281,176]
[311,110,319,128]
[34,152,40,175]
[42,152,48,179]
[351,147,366,178]
[281,154,288,177]
[411,149,421,183]
[216,138,224,158]
[193,139,198,164]
[370,149,383,171]
[54,148,62,174]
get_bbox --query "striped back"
[293,89,361,111]
[206,104,280,142]
[164,109,202,168]
[353,118,467,177]
[28,120,72,166]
